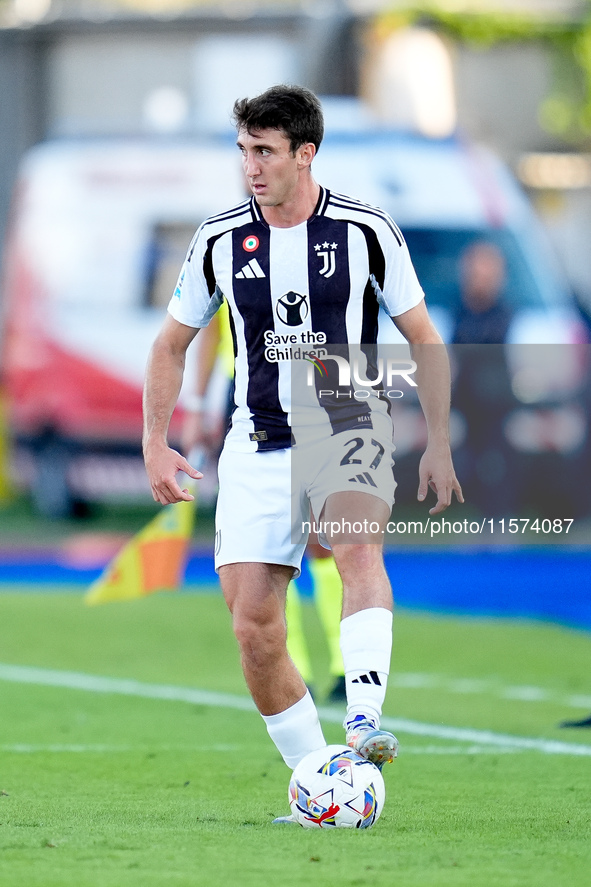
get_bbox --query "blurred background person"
[452,240,513,345]
[451,241,517,516]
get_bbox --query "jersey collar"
[249,186,330,227]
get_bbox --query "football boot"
[345,714,398,770]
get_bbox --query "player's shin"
[340,607,393,727]
[340,607,398,767]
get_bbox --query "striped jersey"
[168,186,424,452]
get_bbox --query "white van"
[0,128,583,516]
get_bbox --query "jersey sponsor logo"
[314,241,338,278]
[243,235,259,252]
[235,258,266,279]
[263,329,327,362]
[249,430,268,442]
[276,291,309,326]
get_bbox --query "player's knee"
[333,543,385,582]
[232,609,286,663]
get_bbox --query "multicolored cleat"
[345,715,399,770]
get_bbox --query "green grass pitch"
[0,589,590,887]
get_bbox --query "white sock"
[340,607,393,728]
[261,690,326,769]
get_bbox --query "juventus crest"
[314,241,338,278]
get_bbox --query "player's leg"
[219,561,303,714]
[214,446,325,771]
[323,491,398,769]
[304,420,398,767]
[219,561,325,768]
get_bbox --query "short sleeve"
[167,226,222,328]
[377,222,425,318]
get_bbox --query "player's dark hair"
[232,85,324,154]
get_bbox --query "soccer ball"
[288,744,385,829]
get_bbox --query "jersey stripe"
[231,223,291,450]
[307,218,373,436]
[328,188,405,243]
[203,199,251,226]
[327,194,404,246]
[188,204,252,262]
[202,233,227,295]
[249,197,264,223]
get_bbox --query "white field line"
[1,663,591,758]
[389,672,591,711]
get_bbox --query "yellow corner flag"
[85,497,196,606]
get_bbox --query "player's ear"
[297,142,316,169]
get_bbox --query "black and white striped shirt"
[168,187,424,452]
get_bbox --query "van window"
[143,221,200,309]
[403,228,544,314]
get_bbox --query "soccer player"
[143,85,463,822]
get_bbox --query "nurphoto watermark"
[288,343,591,548]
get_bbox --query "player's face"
[237,127,310,208]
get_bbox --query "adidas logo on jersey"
[235,258,266,279]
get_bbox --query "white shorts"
[298,425,397,548]
[215,446,307,576]
[214,426,396,575]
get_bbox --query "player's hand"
[417,442,464,515]
[144,442,203,505]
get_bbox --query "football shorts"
[215,446,307,576]
[215,425,396,573]
[297,424,397,549]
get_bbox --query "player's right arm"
[392,300,463,515]
[143,314,202,504]
[374,215,462,514]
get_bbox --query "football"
[288,744,385,829]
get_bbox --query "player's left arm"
[391,299,464,514]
